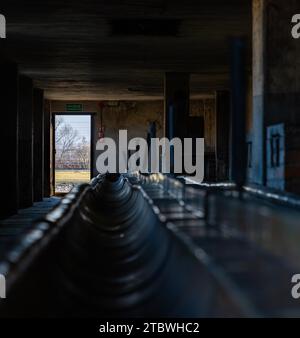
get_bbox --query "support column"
[18,76,33,208]
[33,88,44,201]
[164,73,190,174]
[230,38,247,189]
[215,91,230,181]
[164,73,190,140]
[252,0,266,185]
[44,100,51,197]
[253,0,300,193]
[0,61,19,218]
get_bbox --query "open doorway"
[53,114,93,194]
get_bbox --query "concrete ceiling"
[1,0,252,100]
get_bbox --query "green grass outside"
[55,170,90,184]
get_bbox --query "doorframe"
[51,112,96,195]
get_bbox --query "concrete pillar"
[215,91,230,181]
[44,100,51,197]
[164,73,190,140]
[18,76,34,208]
[252,0,266,185]
[230,38,247,189]
[33,88,44,201]
[164,73,190,174]
[50,113,55,195]
[0,61,19,219]
[252,0,300,193]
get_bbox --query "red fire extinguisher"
[98,102,105,141]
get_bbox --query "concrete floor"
[137,178,300,317]
[0,198,60,260]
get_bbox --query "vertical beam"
[252,0,266,185]
[44,100,51,197]
[50,113,55,195]
[91,114,97,179]
[215,91,230,181]
[164,73,190,140]
[0,61,19,218]
[33,88,44,201]
[164,73,190,173]
[230,38,247,189]
[18,76,34,208]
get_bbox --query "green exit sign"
[66,103,83,112]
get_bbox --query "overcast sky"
[59,115,91,141]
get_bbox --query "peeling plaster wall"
[51,99,216,175]
[251,0,300,193]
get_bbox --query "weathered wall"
[51,99,216,150]
[266,0,300,125]
[265,0,300,193]
[252,0,300,193]
[51,98,216,176]
[52,100,164,139]
[190,98,216,153]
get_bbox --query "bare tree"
[55,116,64,130]
[55,118,80,163]
[74,137,90,169]
[55,116,65,144]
